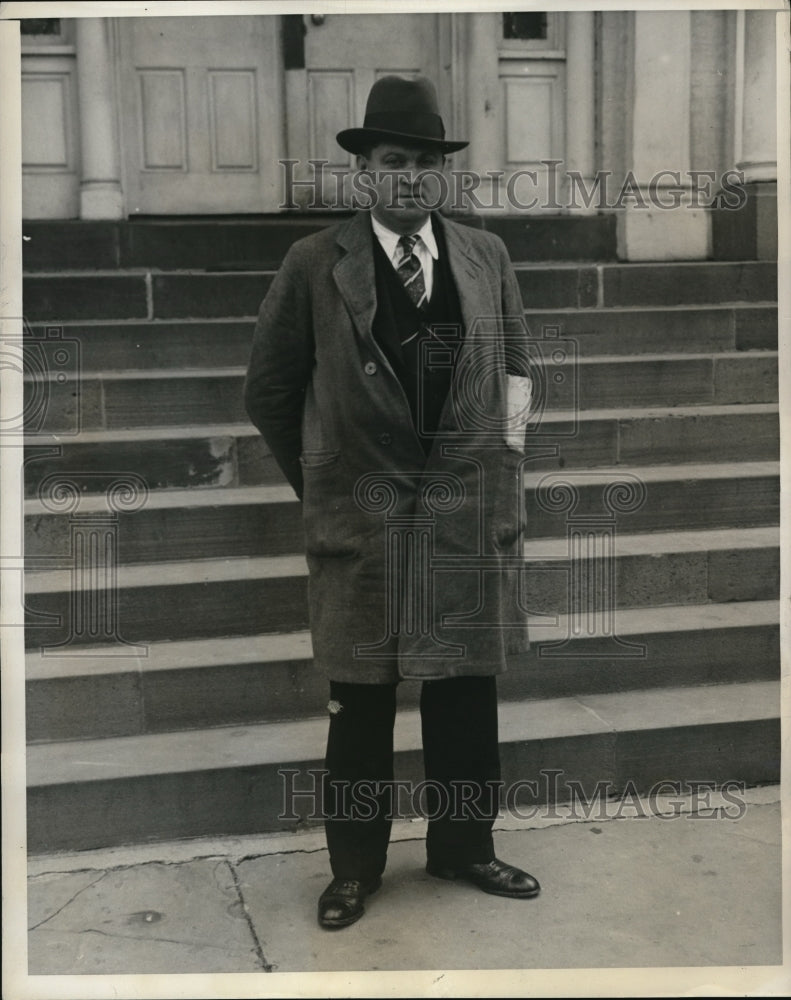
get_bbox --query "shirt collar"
[370,213,439,261]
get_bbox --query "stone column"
[736,9,777,183]
[564,12,596,214]
[76,18,123,219]
[734,9,777,258]
[713,10,778,259]
[617,10,709,260]
[464,13,501,210]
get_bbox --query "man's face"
[356,142,447,234]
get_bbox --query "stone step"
[22,404,780,496]
[24,466,780,564]
[523,461,779,536]
[25,273,151,323]
[24,261,777,322]
[27,351,779,434]
[484,215,618,262]
[523,304,776,355]
[21,216,619,272]
[25,305,776,375]
[25,679,780,851]
[596,261,776,308]
[23,528,779,650]
[22,216,341,272]
[25,599,780,743]
[26,319,256,373]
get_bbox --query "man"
[245,75,539,929]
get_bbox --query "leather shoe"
[318,875,382,929]
[426,858,540,898]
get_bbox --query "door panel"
[138,70,186,170]
[308,71,355,164]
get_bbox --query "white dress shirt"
[370,214,439,302]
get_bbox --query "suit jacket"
[245,211,531,683]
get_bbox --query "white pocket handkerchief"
[505,374,533,451]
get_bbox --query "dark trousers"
[323,676,501,881]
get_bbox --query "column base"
[711,181,777,261]
[79,182,124,220]
[616,206,710,262]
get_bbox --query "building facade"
[20,9,778,259]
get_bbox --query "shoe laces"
[333,878,363,893]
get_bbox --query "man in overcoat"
[245,75,540,929]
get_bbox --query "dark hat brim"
[337,126,468,155]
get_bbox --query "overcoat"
[244,210,531,684]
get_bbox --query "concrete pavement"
[19,784,788,995]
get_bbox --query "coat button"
[378,432,392,445]
[364,361,377,375]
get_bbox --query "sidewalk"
[23,784,787,993]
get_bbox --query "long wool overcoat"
[244,210,531,684]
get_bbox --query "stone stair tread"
[26,679,779,787]
[25,553,308,593]
[23,460,780,516]
[46,316,254,325]
[24,599,780,683]
[24,482,296,514]
[570,349,777,364]
[42,302,777,322]
[544,402,777,421]
[522,459,779,486]
[28,422,257,444]
[39,348,778,383]
[523,302,778,313]
[23,402,781,446]
[37,365,247,382]
[27,260,773,275]
[524,525,779,558]
[25,632,315,679]
[25,268,155,277]
[24,524,779,592]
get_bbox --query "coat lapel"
[432,216,503,443]
[437,215,493,335]
[333,212,494,345]
[333,212,378,345]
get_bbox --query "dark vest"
[372,217,464,455]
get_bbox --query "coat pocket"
[300,450,341,470]
[301,457,360,559]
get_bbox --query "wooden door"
[497,12,567,212]
[284,12,444,206]
[118,16,284,214]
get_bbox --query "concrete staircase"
[22,217,780,852]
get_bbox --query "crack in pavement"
[28,870,109,932]
[234,834,434,866]
[573,696,618,731]
[227,860,274,972]
[29,855,233,879]
[236,845,327,863]
[34,924,259,956]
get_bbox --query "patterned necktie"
[396,235,427,313]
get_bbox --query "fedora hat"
[337,75,468,155]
